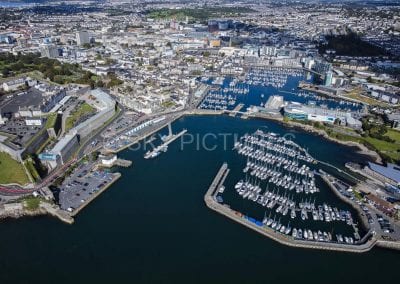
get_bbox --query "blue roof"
[368,162,400,183]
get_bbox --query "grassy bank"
[324,127,400,162]
[23,196,41,211]
[0,152,30,185]
[286,119,400,163]
[65,102,95,131]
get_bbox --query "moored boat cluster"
[227,130,359,244]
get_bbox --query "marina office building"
[283,103,361,128]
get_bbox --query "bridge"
[303,67,324,77]
[229,104,245,117]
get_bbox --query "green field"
[364,136,400,161]
[23,196,41,211]
[384,129,400,141]
[0,152,30,185]
[65,102,95,131]
[44,113,58,129]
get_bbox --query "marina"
[206,163,376,252]
[199,67,363,115]
[245,67,304,88]
[219,129,363,245]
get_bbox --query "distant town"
[0,0,400,254]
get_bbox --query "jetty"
[113,159,132,167]
[99,158,132,168]
[204,163,377,253]
[144,123,187,159]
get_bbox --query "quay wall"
[186,109,224,116]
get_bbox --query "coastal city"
[0,0,399,283]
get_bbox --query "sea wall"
[376,240,400,251]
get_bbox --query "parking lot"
[0,117,44,147]
[58,163,116,212]
[0,87,44,114]
[104,117,169,152]
[329,175,400,240]
[101,112,143,139]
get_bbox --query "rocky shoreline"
[0,201,74,224]
[0,202,47,221]
[280,119,382,163]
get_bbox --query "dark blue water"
[0,115,398,284]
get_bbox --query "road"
[76,105,124,158]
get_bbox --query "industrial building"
[39,132,79,168]
[40,89,115,169]
[366,162,400,186]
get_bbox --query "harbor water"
[0,115,398,284]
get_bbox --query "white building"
[0,114,7,125]
[100,154,117,166]
[2,78,25,92]
[76,31,90,46]
[25,118,42,126]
